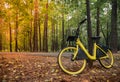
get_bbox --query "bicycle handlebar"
[79,18,87,25]
[76,18,87,37]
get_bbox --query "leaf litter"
[0,53,120,82]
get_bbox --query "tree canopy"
[0,0,119,52]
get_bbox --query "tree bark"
[0,14,3,51]
[9,18,12,52]
[55,23,59,51]
[29,9,33,52]
[38,18,42,52]
[110,0,118,53]
[0,18,3,51]
[43,1,48,52]
[15,10,18,52]
[96,6,100,43]
[86,0,93,68]
[33,0,39,52]
[61,13,65,49]
[51,19,55,52]
[0,33,2,51]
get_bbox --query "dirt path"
[0,52,59,56]
[0,53,120,82]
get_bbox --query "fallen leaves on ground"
[0,53,120,82]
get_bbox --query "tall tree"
[0,33,2,51]
[0,3,2,51]
[51,19,55,52]
[61,13,65,49]
[15,10,19,52]
[86,0,93,67]
[38,18,42,51]
[96,3,100,43]
[0,17,3,51]
[29,5,33,52]
[101,22,110,46]
[9,16,12,52]
[110,0,118,53]
[55,23,59,51]
[43,1,48,52]
[29,9,33,52]
[33,0,39,52]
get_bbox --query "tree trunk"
[96,6,100,43]
[33,0,39,52]
[24,35,26,51]
[38,18,42,52]
[101,22,110,46]
[110,0,118,53]
[61,13,65,49]
[9,19,12,52]
[15,11,18,52]
[43,1,48,52]
[0,35,1,52]
[106,22,109,46]
[86,0,93,68]
[51,19,55,52]
[55,23,59,51]
[0,18,3,51]
[29,9,33,52]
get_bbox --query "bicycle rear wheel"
[99,49,114,68]
[58,47,86,75]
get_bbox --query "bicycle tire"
[99,49,114,68]
[58,47,86,75]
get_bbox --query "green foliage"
[0,0,119,52]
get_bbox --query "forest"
[0,0,120,81]
[0,0,120,53]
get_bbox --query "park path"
[0,51,120,58]
[0,52,59,56]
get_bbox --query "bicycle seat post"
[91,36,101,44]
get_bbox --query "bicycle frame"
[72,38,108,60]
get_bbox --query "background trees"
[0,13,3,51]
[0,0,119,53]
[110,0,118,53]
[33,0,39,52]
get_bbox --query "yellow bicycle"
[58,19,114,75]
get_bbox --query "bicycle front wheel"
[58,47,86,75]
[99,49,114,68]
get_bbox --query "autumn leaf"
[91,70,96,74]
[0,64,3,67]
[55,69,59,73]
[112,73,117,76]
[0,54,119,82]
[51,64,57,67]
[51,69,55,73]
[37,65,41,68]
[2,80,7,82]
